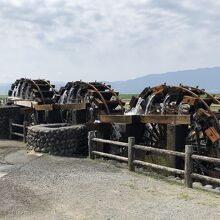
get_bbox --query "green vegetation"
[119,94,138,100]
[0,95,7,104]
[119,94,138,108]
[177,192,192,201]
[0,95,7,99]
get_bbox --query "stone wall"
[0,105,21,139]
[27,123,88,156]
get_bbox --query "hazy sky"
[0,0,220,83]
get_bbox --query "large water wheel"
[58,81,125,123]
[8,78,57,124]
[128,84,220,178]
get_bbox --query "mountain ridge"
[107,67,220,94]
[0,67,220,95]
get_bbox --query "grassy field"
[0,95,7,104]
[119,94,137,99]
[119,94,138,108]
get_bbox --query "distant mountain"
[108,67,220,94]
[0,83,10,95]
[1,67,220,95]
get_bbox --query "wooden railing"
[88,131,220,188]
[9,119,28,142]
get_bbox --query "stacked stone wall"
[0,105,21,139]
[27,123,88,156]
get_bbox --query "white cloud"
[0,0,220,82]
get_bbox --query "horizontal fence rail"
[92,151,128,163]
[92,138,128,147]
[88,131,220,189]
[133,160,185,175]
[9,119,28,142]
[191,154,220,164]
[134,144,185,158]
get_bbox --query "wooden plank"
[100,115,191,125]
[58,103,86,110]
[8,97,23,101]
[14,100,37,108]
[100,115,139,124]
[134,144,185,158]
[191,173,220,185]
[133,160,185,175]
[12,132,24,137]
[33,104,53,111]
[92,151,128,163]
[12,123,24,128]
[92,138,128,147]
[140,115,191,125]
[13,100,53,111]
[191,154,220,164]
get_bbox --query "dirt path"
[0,140,220,220]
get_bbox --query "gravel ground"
[0,141,220,220]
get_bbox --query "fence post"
[23,121,28,143]
[88,131,96,159]
[184,145,193,188]
[71,110,77,125]
[9,119,12,140]
[128,137,135,171]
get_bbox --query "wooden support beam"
[14,100,37,108]
[100,115,191,125]
[100,115,139,124]
[128,137,135,171]
[184,145,193,188]
[88,131,96,159]
[23,121,28,143]
[32,104,53,111]
[140,115,191,125]
[58,103,86,110]
[167,125,176,168]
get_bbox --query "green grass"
[119,94,138,100]
[177,192,192,201]
[119,94,138,108]
[0,95,7,104]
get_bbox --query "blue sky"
[0,0,219,82]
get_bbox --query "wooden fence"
[88,131,220,188]
[9,119,28,142]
